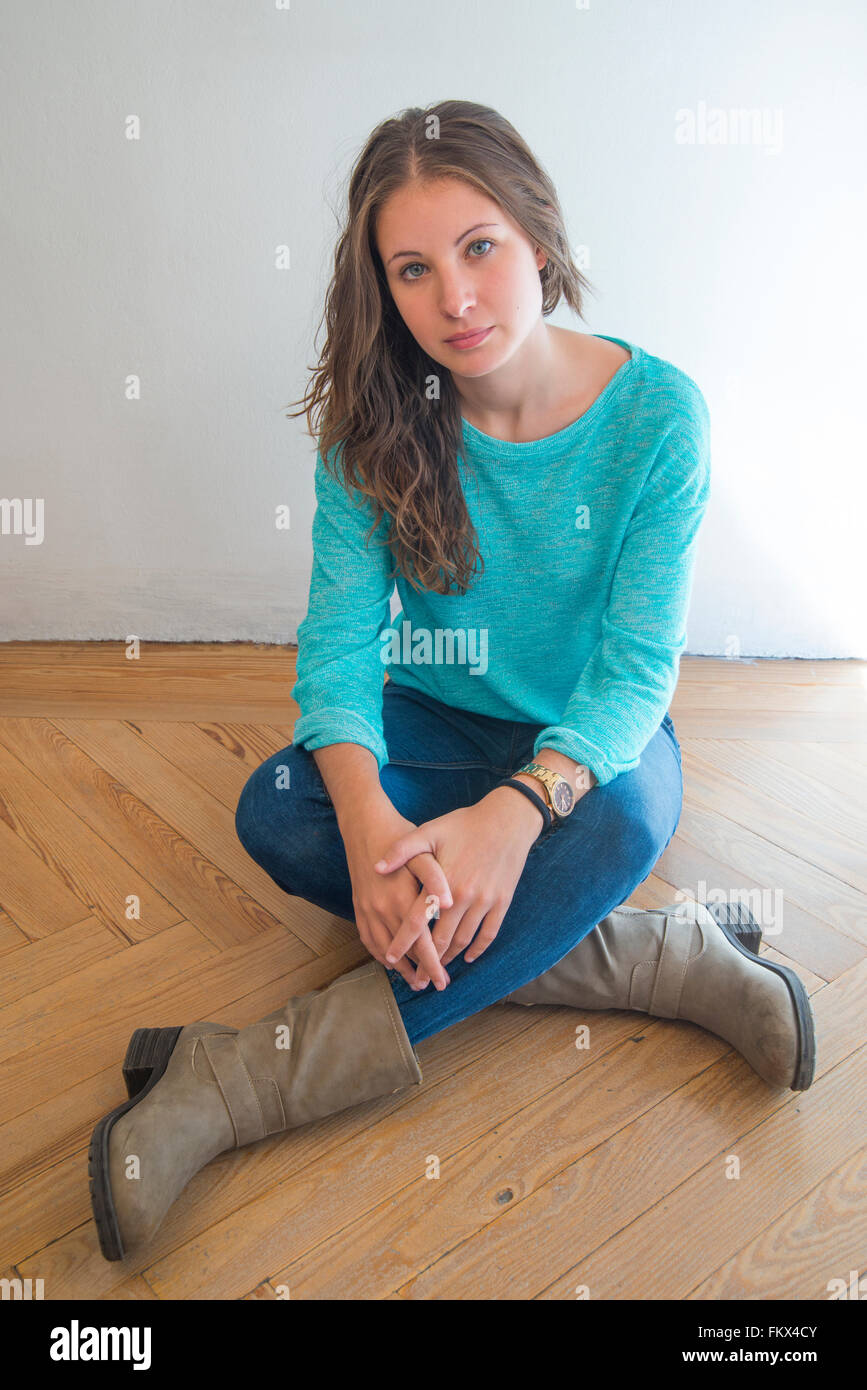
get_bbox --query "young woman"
[89,100,815,1262]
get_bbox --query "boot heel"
[705,900,761,956]
[122,1026,183,1098]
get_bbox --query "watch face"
[552,781,574,814]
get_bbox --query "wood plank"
[670,710,866,740]
[0,922,219,1124]
[118,717,289,811]
[98,1275,159,1300]
[686,1143,867,1299]
[0,908,29,954]
[127,721,292,812]
[0,916,316,1134]
[773,741,867,809]
[834,743,867,766]
[675,658,865,686]
[0,734,183,944]
[681,737,867,846]
[0,716,299,951]
[0,641,297,720]
[535,1044,867,1300]
[0,1061,156,1202]
[52,717,348,957]
[680,746,867,893]
[0,917,125,1008]
[674,683,865,714]
[0,809,104,943]
[754,943,827,993]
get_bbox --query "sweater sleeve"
[290,448,396,772]
[531,394,711,786]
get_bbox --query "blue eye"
[398,238,494,281]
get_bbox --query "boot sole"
[704,901,815,1091]
[88,1026,184,1262]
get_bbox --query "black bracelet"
[496,777,554,835]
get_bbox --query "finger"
[384,884,440,966]
[416,919,460,986]
[363,919,419,987]
[383,873,453,987]
[384,915,424,969]
[406,852,454,909]
[466,900,511,962]
[405,912,449,988]
[464,915,504,962]
[441,904,491,967]
[387,954,421,988]
[404,947,451,988]
[372,886,446,988]
[415,910,461,987]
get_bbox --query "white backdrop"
[1,0,864,657]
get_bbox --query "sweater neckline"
[459,334,640,459]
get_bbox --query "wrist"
[483,783,548,842]
[337,791,397,844]
[530,749,597,800]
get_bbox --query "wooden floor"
[0,644,864,1301]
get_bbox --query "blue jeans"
[234,680,684,1047]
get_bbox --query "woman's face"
[375,177,547,377]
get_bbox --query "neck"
[454,322,572,435]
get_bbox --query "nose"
[437,269,477,321]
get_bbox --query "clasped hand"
[374,797,538,988]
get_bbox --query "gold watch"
[514,761,576,823]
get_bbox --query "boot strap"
[648,914,694,1018]
[201,1032,267,1147]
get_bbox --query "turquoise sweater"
[290,335,710,786]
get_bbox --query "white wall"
[1,0,864,656]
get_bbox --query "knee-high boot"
[500,900,815,1091]
[89,960,421,1261]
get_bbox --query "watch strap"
[497,777,554,835]
[515,761,576,820]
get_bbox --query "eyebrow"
[386,223,500,267]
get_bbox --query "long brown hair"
[285,99,594,596]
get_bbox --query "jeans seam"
[388,758,514,776]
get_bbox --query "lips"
[445,326,494,347]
